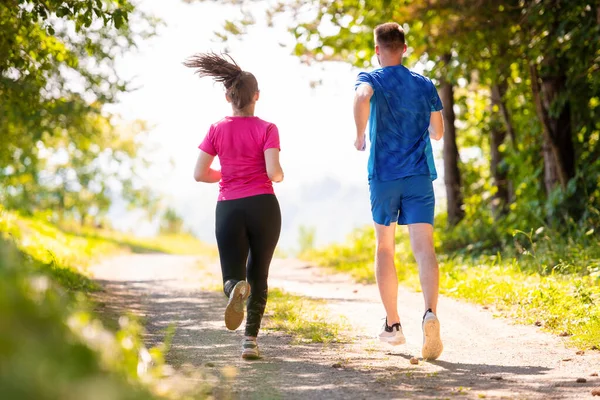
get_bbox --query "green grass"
[429,257,598,349]
[302,225,600,350]
[0,207,217,399]
[263,288,348,343]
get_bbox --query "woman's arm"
[193,151,221,183]
[264,148,284,182]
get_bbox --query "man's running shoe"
[224,281,250,330]
[422,309,443,360]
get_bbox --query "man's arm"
[429,111,444,141]
[354,83,374,151]
[193,151,221,183]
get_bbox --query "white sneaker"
[378,318,406,345]
[422,309,443,360]
[224,281,250,330]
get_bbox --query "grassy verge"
[0,209,215,291]
[0,210,119,291]
[0,207,215,399]
[263,288,347,343]
[59,219,217,257]
[303,225,600,350]
[0,238,169,399]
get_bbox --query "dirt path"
[90,255,599,399]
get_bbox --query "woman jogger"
[185,53,283,359]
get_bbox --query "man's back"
[356,65,442,182]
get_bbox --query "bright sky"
[109,0,445,250]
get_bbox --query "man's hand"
[355,134,366,151]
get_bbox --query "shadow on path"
[93,277,572,400]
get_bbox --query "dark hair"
[374,22,405,51]
[184,52,258,110]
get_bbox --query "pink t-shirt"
[199,116,280,201]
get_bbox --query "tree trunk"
[529,62,575,193]
[542,139,560,195]
[490,84,510,217]
[440,53,464,226]
[493,81,516,145]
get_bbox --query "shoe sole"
[379,335,406,346]
[422,317,443,360]
[224,281,249,330]
[241,351,261,360]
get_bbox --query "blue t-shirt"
[355,64,443,182]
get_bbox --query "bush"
[0,240,161,400]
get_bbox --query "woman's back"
[200,116,280,201]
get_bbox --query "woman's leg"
[215,200,249,296]
[244,195,281,338]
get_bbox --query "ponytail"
[184,52,258,111]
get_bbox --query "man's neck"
[380,58,402,68]
[378,51,403,68]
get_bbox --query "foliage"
[160,208,186,235]
[0,238,166,400]
[0,0,159,223]
[302,223,600,349]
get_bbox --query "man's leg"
[374,222,400,324]
[407,223,438,313]
[408,222,443,359]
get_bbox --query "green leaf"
[56,7,70,18]
[113,10,123,29]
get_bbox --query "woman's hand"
[194,151,221,183]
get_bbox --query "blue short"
[369,175,435,226]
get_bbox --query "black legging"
[215,194,281,337]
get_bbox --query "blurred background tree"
[159,207,185,235]
[0,0,158,225]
